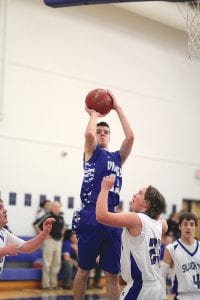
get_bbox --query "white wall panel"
[0,0,199,235]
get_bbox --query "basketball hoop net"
[179,0,200,60]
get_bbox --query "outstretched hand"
[43,218,56,234]
[101,175,116,190]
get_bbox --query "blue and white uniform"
[72,145,122,273]
[120,213,163,300]
[0,228,25,273]
[166,239,200,300]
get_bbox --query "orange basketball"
[85,88,113,115]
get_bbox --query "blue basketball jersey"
[80,145,122,210]
[72,145,122,272]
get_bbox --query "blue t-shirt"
[80,145,122,210]
[62,240,77,260]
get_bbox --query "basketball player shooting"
[72,89,134,300]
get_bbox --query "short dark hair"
[144,186,166,219]
[179,211,198,226]
[40,199,51,208]
[97,121,110,128]
[64,229,74,241]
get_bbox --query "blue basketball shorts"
[72,207,122,274]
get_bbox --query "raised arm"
[108,91,134,164]
[96,175,140,229]
[84,108,102,161]
[19,218,55,253]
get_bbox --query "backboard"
[44,0,190,8]
[43,0,200,60]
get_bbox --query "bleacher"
[1,249,42,281]
[0,236,54,289]
[0,236,105,290]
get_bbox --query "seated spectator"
[60,229,78,289]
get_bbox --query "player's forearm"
[85,110,99,138]
[19,231,48,253]
[116,106,134,163]
[115,106,134,141]
[96,188,111,224]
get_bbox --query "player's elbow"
[96,213,108,225]
[96,212,102,223]
[85,131,95,141]
[128,134,134,145]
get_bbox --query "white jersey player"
[0,198,55,273]
[161,211,200,300]
[120,213,164,299]
[96,175,168,300]
[0,228,26,273]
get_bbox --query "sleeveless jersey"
[167,239,200,295]
[0,228,25,273]
[120,213,162,283]
[80,145,122,210]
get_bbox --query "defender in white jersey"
[96,175,168,300]
[0,198,55,273]
[161,212,200,300]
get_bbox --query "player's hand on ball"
[85,106,105,117]
[107,90,119,111]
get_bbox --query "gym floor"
[0,287,107,300]
[0,288,174,300]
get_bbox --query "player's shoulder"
[166,239,179,252]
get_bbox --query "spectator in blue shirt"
[61,229,78,289]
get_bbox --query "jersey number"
[149,238,161,265]
[193,273,200,289]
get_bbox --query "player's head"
[179,211,198,238]
[96,121,110,148]
[179,212,198,239]
[179,211,198,226]
[131,186,165,219]
[64,229,78,244]
[0,198,8,227]
[144,186,166,219]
